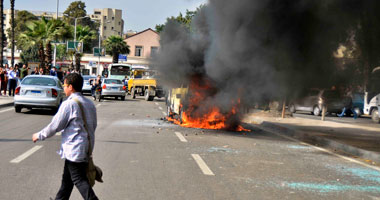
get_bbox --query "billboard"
[67,41,83,53]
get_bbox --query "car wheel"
[15,106,22,113]
[115,96,118,100]
[371,108,380,123]
[121,96,125,101]
[289,104,296,113]
[313,106,321,116]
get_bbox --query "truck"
[363,66,380,123]
[127,69,165,101]
[166,87,188,121]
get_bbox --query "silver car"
[82,75,97,94]
[101,78,126,100]
[14,75,65,113]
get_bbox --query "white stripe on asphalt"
[175,132,187,142]
[162,112,166,116]
[191,154,215,176]
[96,104,101,108]
[10,145,43,164]
[56,132,62,136]
[158,106,163,110]
[0,108,13,113]
[155,102,159,106]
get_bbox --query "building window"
[151,47,158,57]
[135,46,143,57]
[118,21,121,25]
[112,17,114,20]
[104,16,106,19]
[111,27,114,30]
[94,11,101,15]
[118,32,120,35]
[104,26,107,30]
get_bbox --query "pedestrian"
[50,67,57,77]
[31,67,39,75]
[8,67,17,96]
[39,67,44,75]
[32,73,99,200]
[0,68,4,96]
[91,75,102,100]
[19,64,29,80]
[3,66,8,95]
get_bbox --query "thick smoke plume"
[154,0,373,114]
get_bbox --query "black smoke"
[154,0,378,113]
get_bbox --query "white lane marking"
[96,104,101,108]
[269,129,380,172]
[162,111,166,116]
[0,108,13,113]
[56,132,62,136]
[191,154,215,176]
[158,106,163,110]
[10,145,43,164]
[175,131,188,142]
[155,102,159,106]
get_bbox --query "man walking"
[32,73,99,200]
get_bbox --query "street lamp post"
[64,14,89,71]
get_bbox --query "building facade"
[90,8,124,40]
[123,28,160,68]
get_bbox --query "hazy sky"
[3,0,208,32]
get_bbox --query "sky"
[3,0,208,32]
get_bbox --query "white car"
[100,78,126,100]
[14,75,65,113]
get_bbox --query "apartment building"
[90,8,124,40]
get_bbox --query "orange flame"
[167,76,250,132]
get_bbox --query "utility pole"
[56,0,59,19]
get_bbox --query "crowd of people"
[0,63,74,96]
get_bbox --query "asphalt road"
[1,95,380,199]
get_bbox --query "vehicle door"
[300,89,321,111]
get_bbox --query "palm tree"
[10,0,15,68]
[0,0,4,67]
[74,25,96,71]
[104,36,130,63]
[18,17,72,72]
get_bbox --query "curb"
[249,118,380,163]
[0,102,13,109]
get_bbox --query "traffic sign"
[93,47,106,56]
[67,41,83,53]
[118,54,127,61]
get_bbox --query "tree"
[18,17,72,70]
[63,1,98,31]
[103,36,130,63]
[6,10,37,50]
[155,7,202,33]
[73,25,96,71]
[10,0,15,68]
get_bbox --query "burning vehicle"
[166,75,249,131]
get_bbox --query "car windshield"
[22,77,57,86]
[104,79,122,84]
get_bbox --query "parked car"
[14,75,65,113]
[82,75,97,94]
[289,89,351,116]
[100,78,126,100]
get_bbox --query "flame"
[167,75,250,132]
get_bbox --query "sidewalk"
[242,110,380,163]
[0,92,14,109]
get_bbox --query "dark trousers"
[55,160,98,200]
[8,79,17,96]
